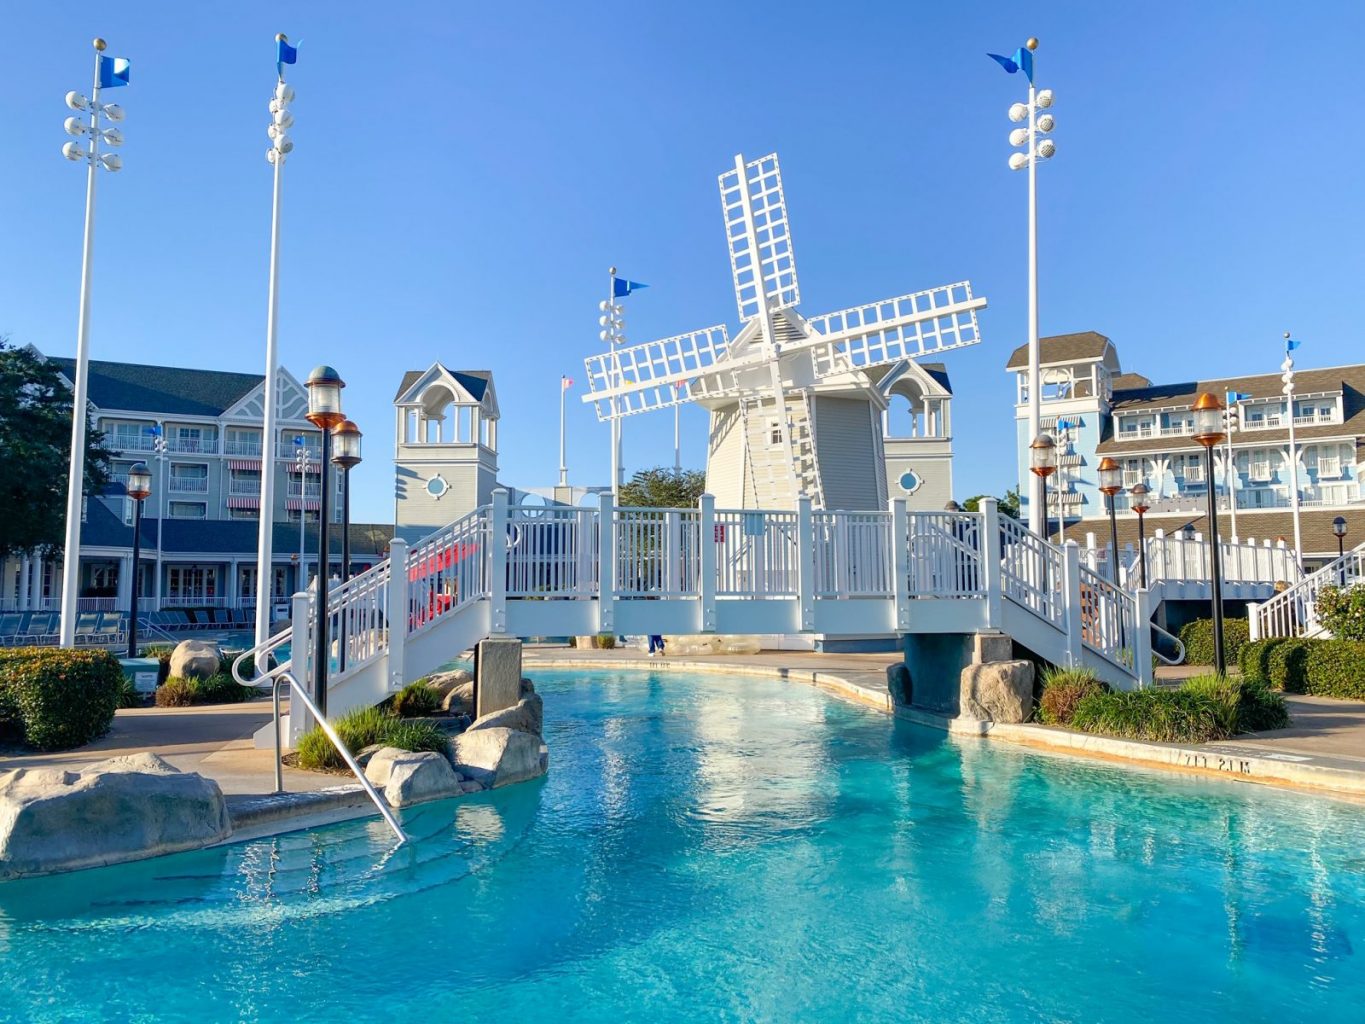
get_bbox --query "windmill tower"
[581,152,988,510]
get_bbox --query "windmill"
[582,152,988,510]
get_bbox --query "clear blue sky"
[3,2,1363,524]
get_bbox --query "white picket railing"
[614,508,699,597]
[406,508,490,636]
[713,509,799,598]
[998,515,1065,628]
[1251,543,1365,640]
[906,511,985,598]
[1078,563,1137,667]
[812,511,893,597]
[509,506,598,598]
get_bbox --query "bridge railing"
[812,511,894,597]
[1250,542,1365,640]
[905,511,985,598]
[613,508,700,597]
[713,508,799,598]
[406,506,491,638]
[998,514,1065,628]
[508,505,599,598]
[1078,562,1138,667]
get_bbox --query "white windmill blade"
[581,324,731,421]
[719,153,800,323]
[799,281,987,379]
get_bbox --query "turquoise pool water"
[1,670,1362,1023]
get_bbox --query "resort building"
[882,361,956,510]
[0,350,391,614]
[1008,332,1365,565]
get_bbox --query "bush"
[1303,641,1365,700]
[1036,666,1104,725]
[154,677,198,707]
[1315,584,1365,641]
[143,645,174,685]
[1267,639,1319,693]
[1236,679,1292,732]
[391,681,440,717]
[0,648,123,751]
[594,634,617,650]
[154,673,257,708]
[1237,639,1281,685]
[116,675,141,709]
[295,704,448,771]
[1179,617,1250,667]
[1066,674,1290,744]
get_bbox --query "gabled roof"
[1111,372,1152,390]
[921,362,952,394]
[1005,331,1113,370]
[49,356,263,416]
[394,368,491,403]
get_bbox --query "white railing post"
[1247,601,1262,641]
[1134,587,1153,687]
[699,493,717,632]
[796,495,816,631]
[598,491,616,635]
[290,590,314,740]
[890,498,910,630]
[666,510,682,595]
[576,507,594,597]
[1062,540,1084,666]
[385,537,408,692]
[982,498,1003,628]
[490,489,509,634]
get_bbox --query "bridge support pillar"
[797,496,815,632]
[890,498,910,631]
[386,537,409,691]
[698,494,716,632]
[490,489,509,634]
[981,498,1003,629]
[599,491,616,635]
[1061,540,1084,667]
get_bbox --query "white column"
[385,537,409,691]
[489,489,509,634]
[1134,587,1154,687]
[982,498,1004,629]
[797,495,816,632]
[890,498,910,631]
[1061,540,1084,666]
[597,491,616,634]
[117,554,133,610]
[18,555,31,611]
[698,493,716,633]
[288,590,313,742]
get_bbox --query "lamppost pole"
[305,366,345,717]
[1130,483,1150,590]
[58,38,128,647]
[1098,457,1122,584]
[1281,334,1304,564]
[1334,516,1348,585]
[1029,432,1057,544]
[558,375,570,487]
[1192,392,1228,674]
[332,421,362,581]
[125,462,151,658]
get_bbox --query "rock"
[425,669,472,700]
[355,744,388,769]
[459,780,485,794]
[520,677,535,696]
[440,680,476,715]
[972,631,1014,665]
[475,638,523,718]
[169,640,221,681]
[0,753,230,879]
[466,693,543,737]
[362,747,411,788]
[376,751,462,808]
[959,660,1035,723]
[450,727,548,789]
[886,663,912,706]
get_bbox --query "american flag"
[562,376,574,390]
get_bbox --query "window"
[229,506,259,519]
[225,427,262,457]
[167,566,217,602]
[1318,450,1342,478]
[1250,450,1272,482]
[168,501,207,519]
[229,468,262,495]
[169,463,209,493]
[238,566,285,599]
[768,420,782,446]
[287,508,320,523]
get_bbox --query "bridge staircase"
[1250,542,1365,641]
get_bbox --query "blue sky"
[3,2,1363,524]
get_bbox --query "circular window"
[898,470,922,494]
[425,475,449,499]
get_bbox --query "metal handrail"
[1150,621,1185,666]
[232,627,293,685]
[264,670,407,844]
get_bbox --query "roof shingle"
[49,357,262,417]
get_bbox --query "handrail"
[1149,621,1185,666]
[266,670,408,844]
[232,627,293,685]
[1254,541,1365,640]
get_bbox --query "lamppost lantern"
[1129,482,1150,514]
[331,419,362,469]
[1097,456,1123,583]
[125,460,151,658]
[1029,432,1057,542]
[1129,482,1151,589]
[1190,392,1228,674]
[304,365,345,717]
[305,365,346,428]
[1097,457,1122,496]
[1191,392,1227,448]
[126,461,152,501]
[331,419,363,603]
[1333,516,1348,539]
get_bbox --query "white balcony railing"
[287,483,323,499]
[277,441,323,460]
[167,477,209,494]
[111,434,157,452]
[228,479,263,496]
[166,437,217,454]
[224,439,264,457]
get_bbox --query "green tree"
[618,467,707,508]
[963,487,1020,519]
[0,341,115,557]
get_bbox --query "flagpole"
[1282,336,1303,562]
[1025,69,1043,537]
[559,376,568,487]
[608,267,622,501]
[1224,396,1239,542]
[674,402,681,473]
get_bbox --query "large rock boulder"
[450,727,548,789]
[169,639,221,681]
[886,663,912,706]
[960,660,1035,723]
[440,680,475,715]
[466,693,543,737]
[425,669,472,700]
[364,748,462,808]
[0,753,230,879]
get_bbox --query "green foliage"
[1315,584,1365,641]
[391,681,440,717]
[1266,639,1319,693]
[1235,679,1292,732]
[1178,617,1250,666]
[0,339,115,558]
[154,677,197,707]
[154,673,256,708]
[143,645,174,685]
[1237,639,1280,685]
[116,675,141,709]
[0,647,122,751]
[295,704,448,771]
[963,488,1021,519]
[1303,641,1365,700]
[618,467,707,509]
[1066,674,1290,744]
[594,633,617,650]
[1036,666,1104,725]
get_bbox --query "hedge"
[1066,674,1288,743]
[154,673,258,708]
[1238,637,1319,692]
[0,647,123,751]
[1035,667,1104,726]
[1179,617,1250,667]
[1315,584,1365,642]
[1303,641,1365,700]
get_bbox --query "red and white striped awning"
[227,458,261,470]
[226,496,260,509]
[286,498,320,511]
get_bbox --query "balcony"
[111,433,157,452]
[227,478,262,496]
[1159,424,1193,438]
[167,477,209,494]
[166,437,217,454]
[286,483,322,499]
[1294,412,1339,427]
[224,439,264,457]
[276,441,322,461]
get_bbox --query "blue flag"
[1226,391,1250,403]
[613,278,648,298]
[97,54,131,90]
[988,46,1033,84]
[1285,337,1302,352]
[277,37,298,78]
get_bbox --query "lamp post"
[58,38,129,647]
[1192,392,1228,674]
[1029,432,1057,542]
[305,366,345,716]
[1097,456,1123,584]
[1000,38,1055,535]
[1334,516,1348,585]
[1129,482,1150,590]
[1281,334,1304,563]
[331,420,362,581]
[600,271,626,500]
[125,462,151,658]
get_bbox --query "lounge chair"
[0,613,22,647]
[74,612,105,644]
[97,612,126,645]
[21,613,57,644]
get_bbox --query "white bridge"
[243,492,1301,739]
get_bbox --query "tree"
[963,487,1020,519]
[618,467,707,508]
[0,341,115,557]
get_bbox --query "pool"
[0,669,1361,1023]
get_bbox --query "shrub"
[295,704,448,771]
[222,651,255,682]
[155,677,198,707]
[1238,639,1283,685]
[1179,617,1250,667]
[1070,688,1228,744]
[1175,674,1242,737]
[1036,666,1104,725]
[154,673,256,708]
[116,675,141,709]
[143,645,174,685]
[1315,584,1365,642]
[1235,679,1291,732]
[594,634,617,650]
[0,648,123,751]
[1304,640,1365,700]
[391,680,440,717]
[1267,639,1319,693]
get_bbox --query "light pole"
[996,37,1055,535]
[1334,516,1348,584]
[1281,334,1304,563]
[125,461,151,658]
[558,375,572,487]
[1129,482,1151,590]
[253,33,299,656]
[1192,392,1228,675]
[305,366,345,716]
[1223,391,1247,542]
[1029,432,1057,542]
[1097,456,1123,584]
[58,38,130,647]
[331,420,362,581]
[149,421,166,610]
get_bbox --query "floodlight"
[63,116,87,137]
[100,128,124,147]
[1008,102,1028,123]
[1008,152,1028,171]
[1008,127,1029,147]
[1036,89,1054,108]
[65,91,89,111]
[267,123,285,139]
[101,103,125,122]
[273,110,294,130]
[274,82,295,104]
[273,136,293,154]
[99,153,122,172]
[599,329,609,342]
[1036,139,1056,159]
[1037,114,1055,133]
[62,141,84,161]
[599,315,610,327]
[598,300,610,312]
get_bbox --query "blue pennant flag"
[612,278,648,298]
[277,37,299,78]
[988,46,1033,84]
[97,54,131,90]
[1285,337,1302,352]
[1226,391,1251,403]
